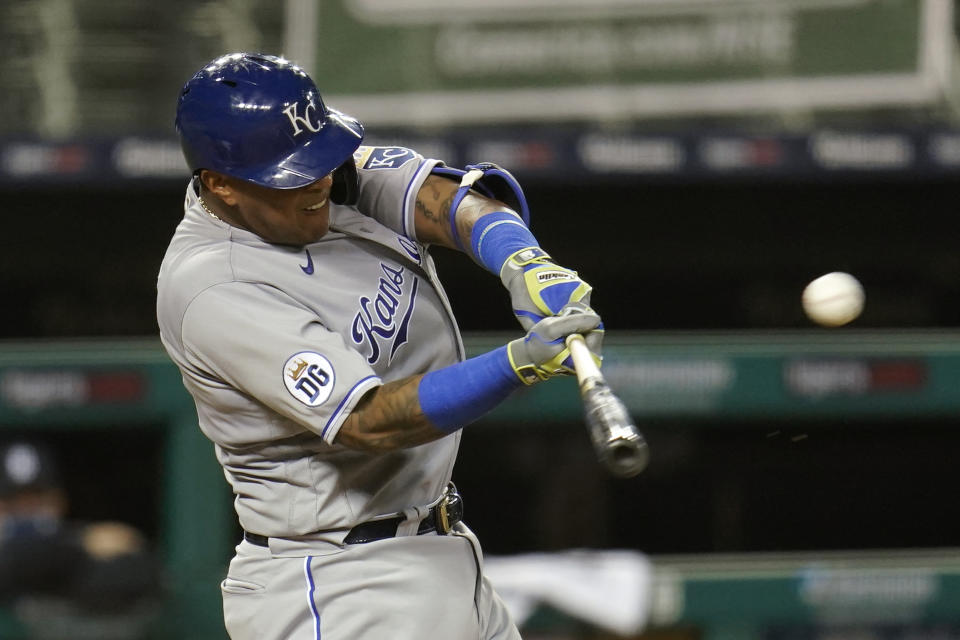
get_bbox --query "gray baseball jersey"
[157,146,464,538]
[159,145,522,640]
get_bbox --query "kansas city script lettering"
[351,263,418,364]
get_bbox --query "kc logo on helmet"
[283,351,335,406]
[282,99,323,136]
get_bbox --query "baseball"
[801,272,865,327]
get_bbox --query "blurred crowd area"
[0,439,162,639]
[0,0,283,139]
[0,0,958,138]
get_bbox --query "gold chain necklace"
[198,195,223,222]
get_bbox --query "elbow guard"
[431,162,530,249]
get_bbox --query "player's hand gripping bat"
[565,334,649,478]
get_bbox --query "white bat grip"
[565,333,602,387]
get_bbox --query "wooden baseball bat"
[565,334,649,478]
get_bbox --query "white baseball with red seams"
[802,271,865,327]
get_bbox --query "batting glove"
[507,303,604,385]
[500,248,594,331]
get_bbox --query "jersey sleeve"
[351,146,442,241]
[179,281,381,444]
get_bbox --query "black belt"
[244,484,464,548]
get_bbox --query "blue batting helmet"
[175,53,364,190]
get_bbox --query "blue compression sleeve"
[470,212,541,274]
[418,346,523,432]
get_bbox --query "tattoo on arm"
[335,376,448,451]
[414,177,456,246]
[414,174,521,253]
[414,182,446,225]
[454,197,486,249]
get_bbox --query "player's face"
[220,174,335,246]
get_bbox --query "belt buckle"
[434,483,463,535]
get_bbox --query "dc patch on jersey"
[283,351,335,407]
[361,147,417,170]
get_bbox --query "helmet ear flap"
[330,158,359,206]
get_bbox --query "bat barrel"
[567,332,650,478]
[605,436,650,478]
[583,383,650,478]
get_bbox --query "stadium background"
[2,0,960,638]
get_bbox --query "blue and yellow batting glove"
[506,304,604,385]
[500,247,594,331]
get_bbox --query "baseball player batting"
[157,53,604,640]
